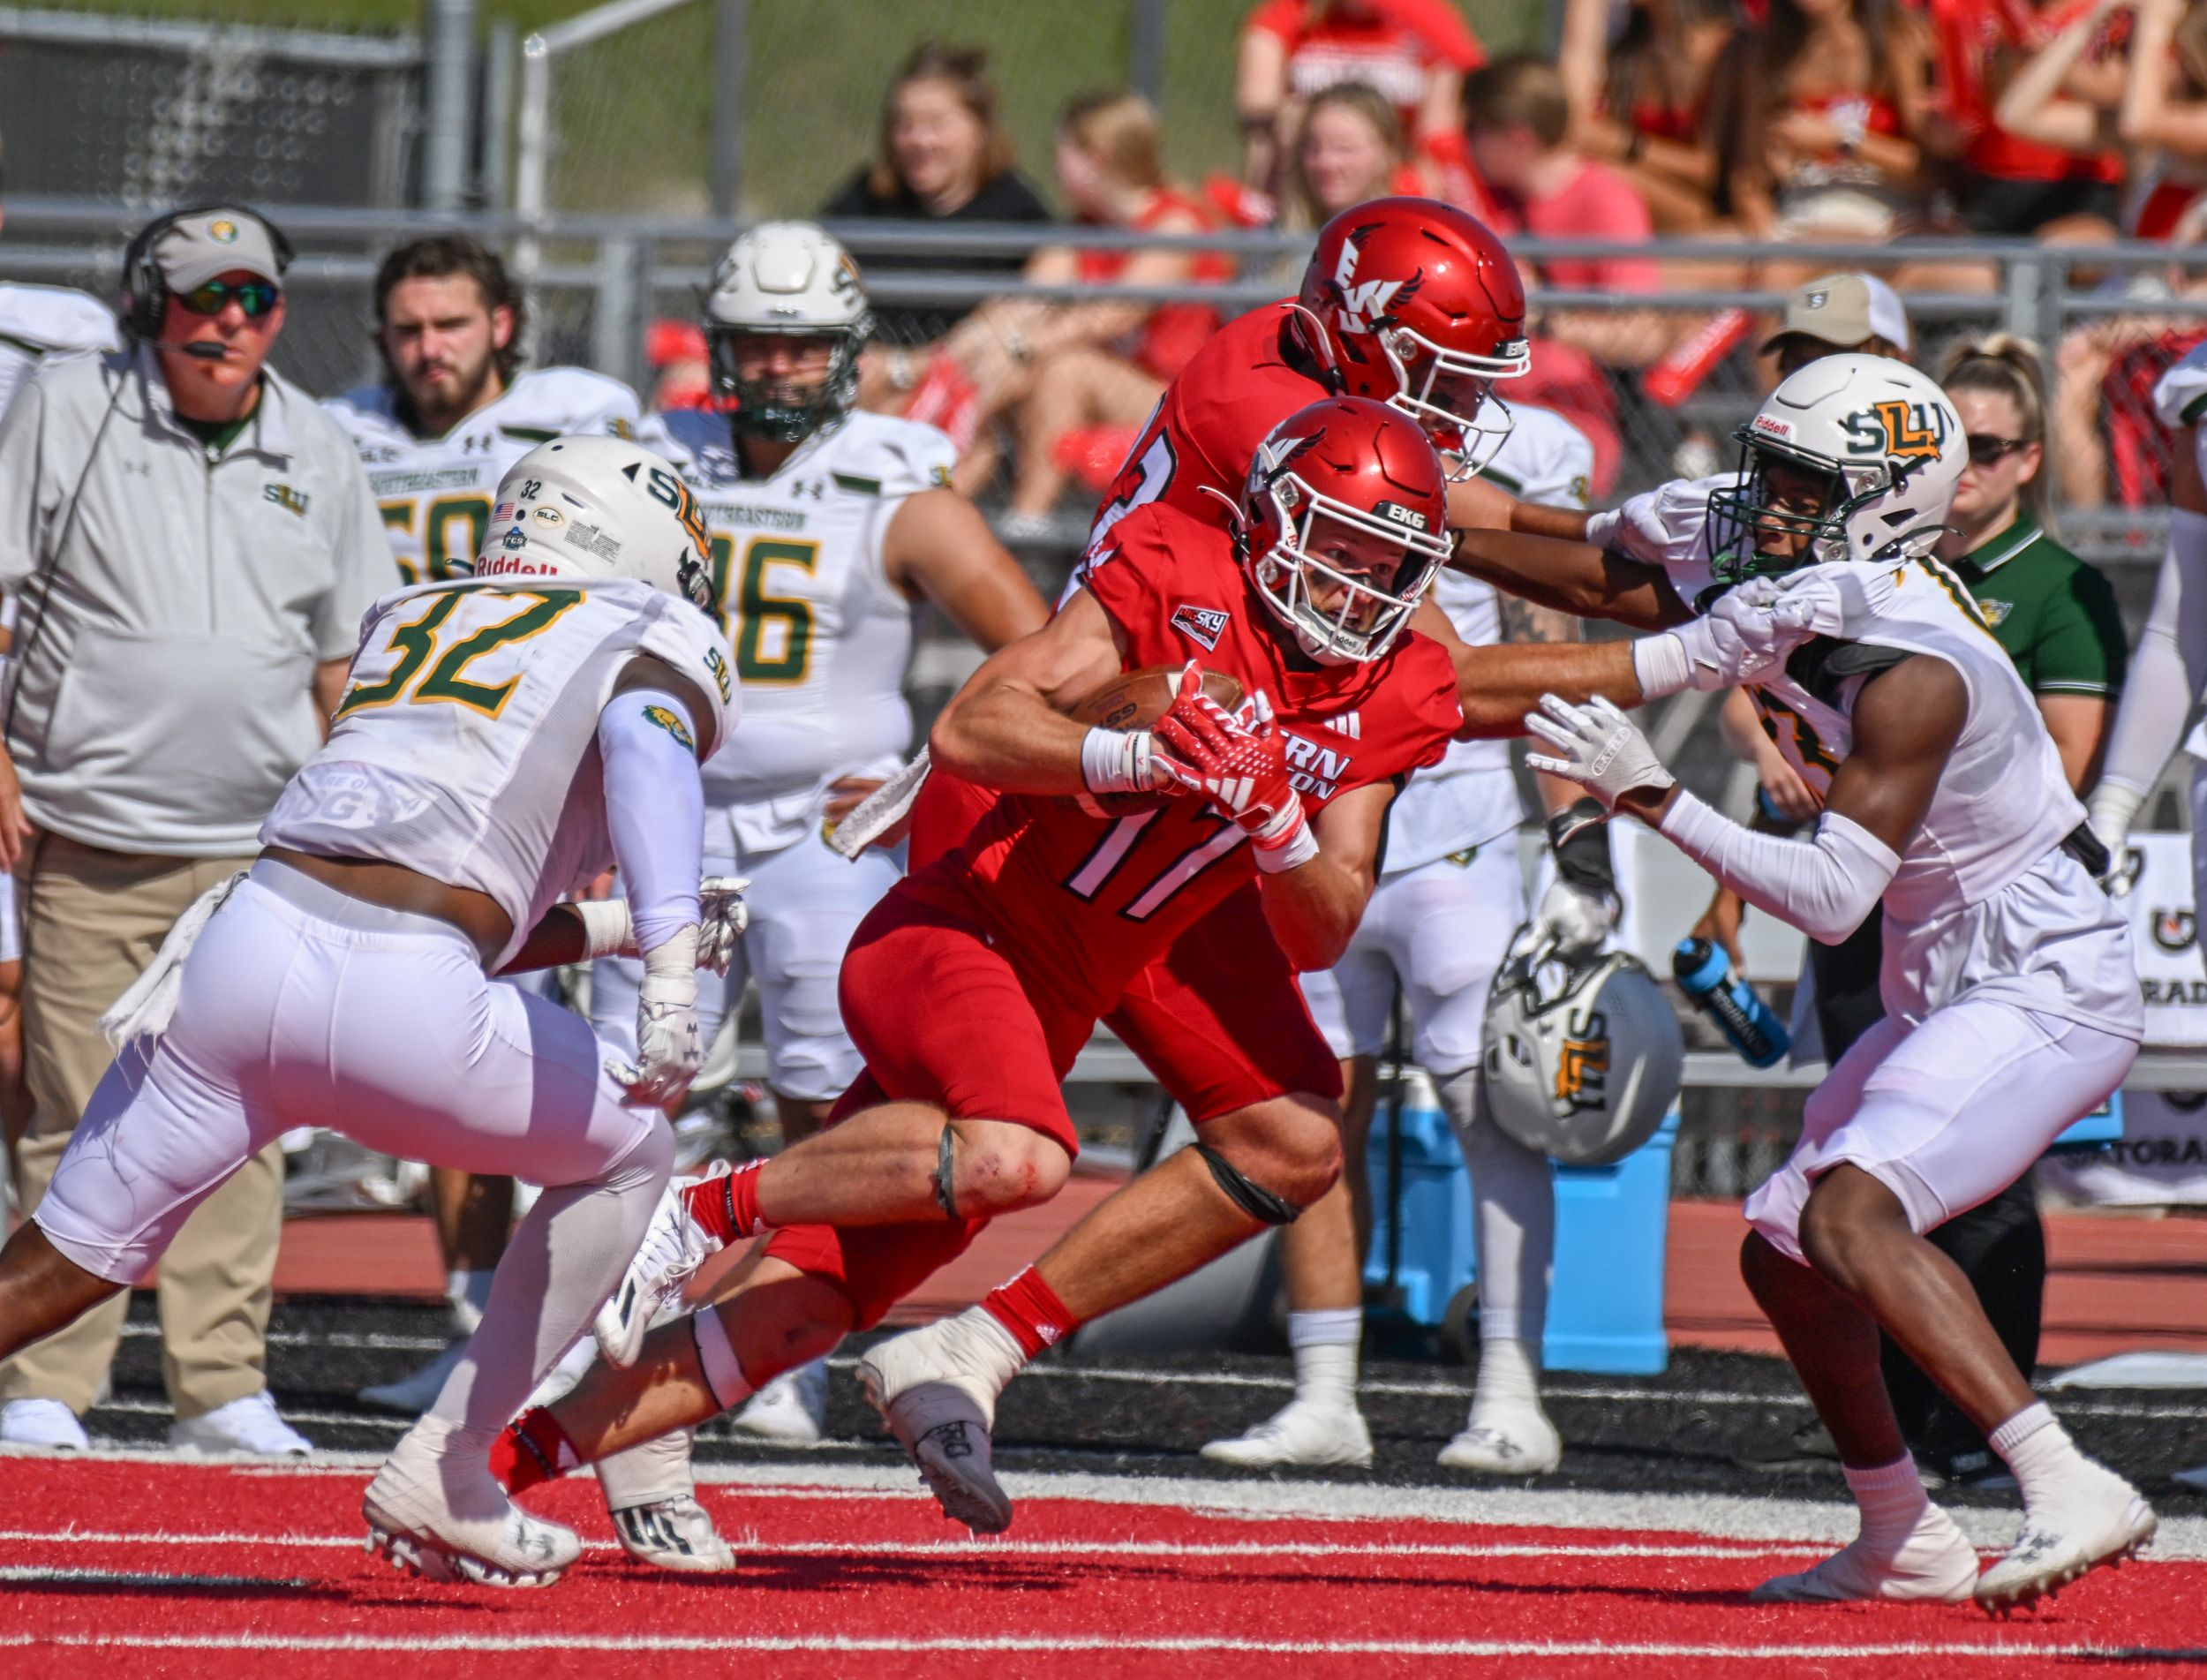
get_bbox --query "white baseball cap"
[1760,273,1912,358]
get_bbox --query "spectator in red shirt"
[1238,0,1483,204]
[1558,0,1739,233]
[1463,53,1672,493]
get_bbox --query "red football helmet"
[1295,197,1531,478]
[1239,396,1452,664]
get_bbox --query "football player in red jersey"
[487,398,1784,1540]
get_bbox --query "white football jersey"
[1745,558,2135,1032]
[637,406,954,850]
[1384,404,1595,875]
[0,283,118,418]
[324,366,641,586]
[261,576,739,969]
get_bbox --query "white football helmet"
[471,435,714,609]
[1706,352,1964,587]
[703,221,870,441]
[1482,945,1684,1168]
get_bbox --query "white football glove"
[606,928,704,1106]
[1524,694,1676,816]
[1668,576,1826,690]
[697,875,750,975]
[1586,472,1736,570]
[2085,783,2146,899]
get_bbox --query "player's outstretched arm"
[1450,637,1643,736]
[884,487,1051,652]
[1450,526,1691,631]
[1255,780,1394,973]
[930,587,1149,796]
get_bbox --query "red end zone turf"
[0,1457,2201,1679]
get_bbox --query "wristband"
[1081,726,1156,795]
[570,899,635,961]
[1583,508,1621,552]
[1631,631,1694,699]
[641,923,701,984]
[1253,817,1320,873]
[1546,799,1616,894]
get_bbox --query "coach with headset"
[0,205,386,1455]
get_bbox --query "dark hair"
[870,41,1017,203]
[1603,0,1732,142]
[1709,0,1909,215]
[1464,53,1571,149]
[372,234,524,385]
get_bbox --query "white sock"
[1472,1336,1542,1414]
[448,1267,497,1336]
[1286,1308,1361,1411]
[1991,1401,2093,1512]
[1843,1453,1929,1548]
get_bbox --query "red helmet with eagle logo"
[1239,396,1452,665]
[1294,197,1531,478]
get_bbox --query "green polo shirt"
[1948,512,2127,699]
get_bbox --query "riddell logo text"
[474,554,558,578]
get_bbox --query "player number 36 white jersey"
[261,576,739,969]
[639,406,953,850]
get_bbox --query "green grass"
[33,0,1551,215]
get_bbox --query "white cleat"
[1974,1470,2157,1611]
[593,1176,726,1368]
[1201,1399,1373,1468]
[359,1339,468,1415]
[1436,1408,1563,1476]
[364,1418,580,1588]
[0,1397,88,1451]
[732,1359,829,1444]
[609,1495,737,1573]
[1753,1503,1980,1603]
[856,1319,1016,1536]
[169,1390,312,1458]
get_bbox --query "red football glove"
[1152,666,1317,871]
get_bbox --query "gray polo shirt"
[0,347,388,856]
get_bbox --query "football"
[1066,663,1245,815]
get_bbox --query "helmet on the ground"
[1239,396,1452,664]
[473,435,714,609]
[1706,352,1964,587]
[1482,943,1683,1167]
[1295,197,1530,476]
[704,221,870,443]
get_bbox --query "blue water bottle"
[1672,937,1789,1069]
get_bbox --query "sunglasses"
[1965,433,2030,467]
[173,279,280,319]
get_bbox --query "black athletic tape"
[1547,799,1616,894]
[933,1126,960,1221]
[1193,1142,1300,1225]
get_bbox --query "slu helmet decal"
[1842,398,1948,460]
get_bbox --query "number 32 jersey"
[324,367,642,586]
[915,501,1462,1014]
[261,576,740,970]
[638,407,956,852]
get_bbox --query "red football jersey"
[1086,301,1331,554]
[910,501,1461,1015]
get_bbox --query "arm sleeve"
[1657,787,1901,945]
[314,446,399,659]
[2094,509,2207,797]
[2028,561,2128,697]
[598,688,704,956]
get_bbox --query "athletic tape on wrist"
[1630,632,1694,700]
[690,1307,754,1413]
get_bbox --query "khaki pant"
[1,834,277,1420]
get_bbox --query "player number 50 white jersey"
[261,576,739,969]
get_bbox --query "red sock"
[980,1266,1081,1359]
[491,1406,579,1495]
[683,1160,766,1245]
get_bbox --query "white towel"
[99,870,245,1051]
[827,748,932,859]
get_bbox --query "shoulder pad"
[2155,340,2207,428]
[0,284,118,355]
[320,384,404,440]
[1488,403,1596,510]
[635,407,724,474]
[818,412,958,500]
[507,365,644,435]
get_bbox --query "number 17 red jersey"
[908,501,1461,1015]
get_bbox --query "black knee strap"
[933,1125,960,1222]
[1193,1142,1300,1225]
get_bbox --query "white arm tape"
[598,687,704,961]
[1658,788,1900,945]
[569,899,635,962]
[2096,509,2207,801]
[1081,726,1156,795]
[1631,632,1694,701]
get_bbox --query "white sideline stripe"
[3,1632,2203,1660]
[0,1528,1827,1562]
[0,1565,308,1589]
[10,1450,2206,1560]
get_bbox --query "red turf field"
[4,1455,2202,1677]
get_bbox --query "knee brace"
[1192,1142,1301,1225]
[932,1124,960,1221]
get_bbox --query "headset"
[117,201,295,345]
